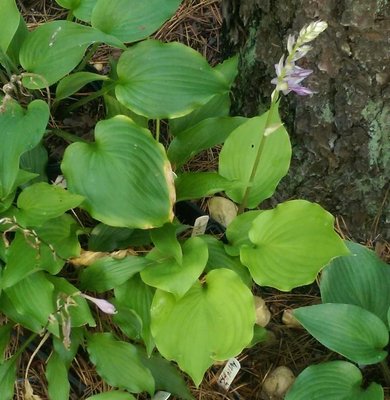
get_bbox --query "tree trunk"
[221,0,389,241]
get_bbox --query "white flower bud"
[298,20,328,44]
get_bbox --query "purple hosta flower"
[81,293,117,314]
[271,56,314,96]
[271,20,328,97]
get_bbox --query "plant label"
[191,215,209,237]
[152,391,171,400]
[217,357,241,390]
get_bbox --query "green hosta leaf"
[56,72,109,102]
[320,241,390,325]
[20,143,48,185]
[115,40,229,119]
[175,172,235,202]
[0,99,49,201]
[141,236,208,298]
[6,15,28,65]
[139,351,195,400]
[113,305,143,340]
[285,361,384,400]
[87,332,155,394]
[115,275,155,355]
[388,306,390,330]
[86,392,136,400]
[104,94,148,128]
[168,117,246,168]
[219,111,291,207]
[17,182,84,226]
[80,255,148,292]
[151,268,255,386]
[0,0,20,53]
[168,55,238,135]
[0,356,17,400]
[53,328,84,368]
[88,223,135,251]
[2,230,62,288]
[202,235,252,286]
[225,210,263,256]
[3,272,55,333]
[34,214,81,259]
[49,276,95,327]
[169,94,232,136]
[2,214,79,287]
[0,324,12,363]
[55,0,97,22]
[240,200,349,291]
[46,351,70,400]
[294,304,389,365]
[215,55,239,85]
[20,21,124,88]
[2,231,42,288]
[62,115,175,228]
[150,223,182,264]
[91,0,182,43]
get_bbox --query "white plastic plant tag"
[152,391,171,400]
[191,215,209,237]
[217,357,241,390]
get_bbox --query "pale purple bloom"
[271,20,328,97]
[271,59,314,96]
[81,293,117,314]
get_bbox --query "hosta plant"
[0,1,349,398]
[286,241,390,400]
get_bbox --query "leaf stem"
[47,128,89,143]
[237,96,279,214]
[155,118,160,142]
[64,83,115,113]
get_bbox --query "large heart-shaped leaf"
[293,304,389,365]
[91,0,182,43]
[141,236,208,298]
[61,115,175,229]
[0,99,49,201]
[87,333,155,394]
[115,40,229,119]
[219,111,291,208]
[0,0,20,53]
[151,268,255,386]
[17,182,84,226]
[285,361,384,400]
[168,116,246,168]
[20,21,124,88]
[320,241,390,325]
[240,200,349,291]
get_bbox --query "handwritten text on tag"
[217,357,241,390]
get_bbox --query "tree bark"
[222,0,389,241]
